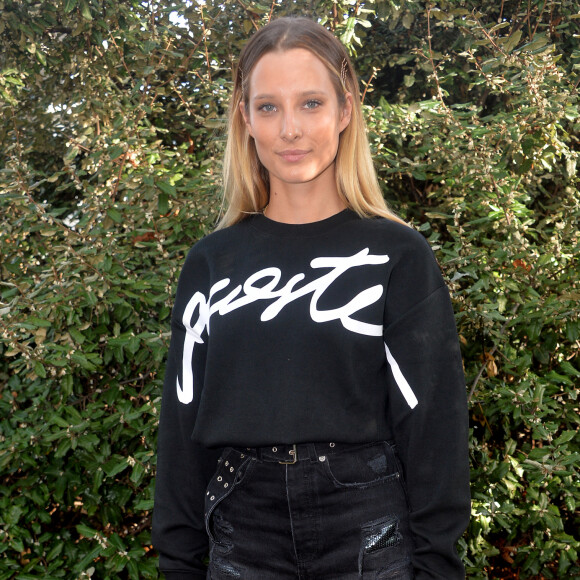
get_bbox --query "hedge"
[1,1,578,578]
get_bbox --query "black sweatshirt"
[152,209,471,579]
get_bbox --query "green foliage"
[1,1,578,578]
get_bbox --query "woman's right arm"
[152,249,221,579]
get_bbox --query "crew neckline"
[249,208,359,238]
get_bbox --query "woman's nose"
[281,110,301,140]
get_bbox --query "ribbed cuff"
[161,571,207,580]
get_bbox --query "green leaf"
[71,352,97,371]
[559,360,579,377]
[55,438,72,458]
[504,29,522,53]
[28,316,52,328]
[158,192,169,215]
[554,430,576,445]
[127,559,140,580]
[157,181,176,196]
[109,145,125,160]
[45,540,65,561]
[518,34,549,54]
[34,361,47,378]
[51,414,71,428]
[64,0,79,13]
[69,327,85,344]
[103,456,129,477]
[10,537,24,553]
[133,498,154,511]
[79,0,93,20]
[130,462,145,484]
[544,371,574,386]
[107,208,123,223]
[35,51,47,67]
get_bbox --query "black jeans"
[204,441,414,579]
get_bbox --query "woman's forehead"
[248,49,334,94]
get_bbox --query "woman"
[152,17,470,580]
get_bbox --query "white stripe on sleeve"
[384,343,419,409]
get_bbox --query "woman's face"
[241,48,352,194]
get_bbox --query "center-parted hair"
[217,17,405,229]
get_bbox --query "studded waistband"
[234,441,368,464]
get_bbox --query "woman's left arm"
[383,233,471,580]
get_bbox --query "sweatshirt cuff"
[162,572,207,580]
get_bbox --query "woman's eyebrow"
[252,89,328,100]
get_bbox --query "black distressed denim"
[204,441,414,580]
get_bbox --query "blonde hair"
[217,17,406,229]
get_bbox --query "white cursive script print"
[176,248,389,404]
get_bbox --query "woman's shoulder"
[185,216,254,257]
[353,214,433,254]
[175,218,255,292]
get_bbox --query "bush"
[1,1,578,578]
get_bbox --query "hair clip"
[340,58,348,87]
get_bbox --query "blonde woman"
[153,17,470,580]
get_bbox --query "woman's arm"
[152,249,221,579]
[383,235,470,579]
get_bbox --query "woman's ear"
[339,92,353,133]
[239,101,253,137]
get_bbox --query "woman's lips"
[278,149,309,162]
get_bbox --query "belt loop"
[307,443,318,463]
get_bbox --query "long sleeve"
[152,249,221,579]
[383,236,470,579]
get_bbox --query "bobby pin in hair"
[340,58,348,87]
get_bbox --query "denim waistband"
[233,442,375,464]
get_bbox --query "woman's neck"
[264,174,346,224]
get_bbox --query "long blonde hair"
[217,17,405,229]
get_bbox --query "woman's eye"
[258,103,276,113]
[305,100,322,109]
